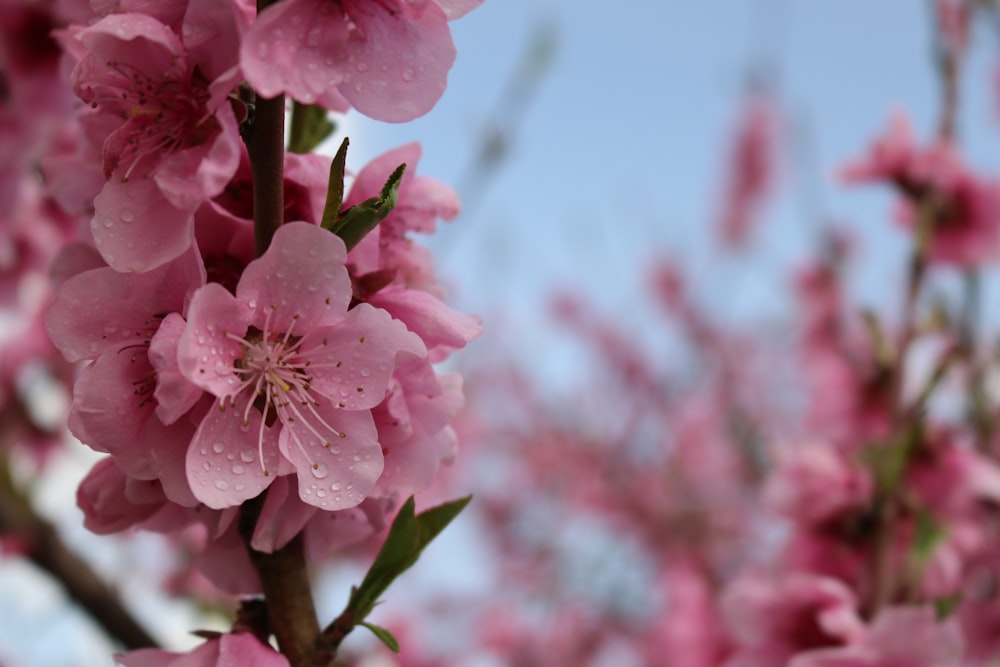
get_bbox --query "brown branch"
[239,497,322,667]
[0,464,157,650]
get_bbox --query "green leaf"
[349,495,471,619]
[320,138,350,232]
[287,102,335,154]
[414,494,472,551]
[329,163,406,252]
[359,622,400,653]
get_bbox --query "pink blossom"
[841,113,1000,266]
[716,93,776,248]
[722,572,866,667]
[765,442,873,525]
[45,244,206,503]
[241,0,481,122]
[789,606,963,667]
[116,632,290,667]
[347,143,480,359]
[64,7,245,271]
[178,222,425,511]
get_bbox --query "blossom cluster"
[2,0,481,663]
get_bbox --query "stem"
[239,497,321,667]
[248,92,286,257]
[0,463,157,650]
[242,2,316,660]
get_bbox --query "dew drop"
[331,480,343,491]
[360,367,371,377]
[231,464,245,475]
[240,449,256,463]
[120,208,135,223]
[214,479,229,491]
[202,461,212,471]
[102,218,115,229]
[352,453,362,462]
[305,26,322,47]
[316,489,327,498]
[212,441,225,454]
[401,66,416,82]
[235,483,246,492]
[312,462,329,478]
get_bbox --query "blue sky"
[345,0,1000,355]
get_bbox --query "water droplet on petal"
[305,26,322,47]
[120,208,135,223]
[316,489,327,498]
[102,218,115,229]
[240,449,255,463]
[312,462,329,478]
[352,453,362,462]
[231,464,245,475]
[360,367,371,377]
[212,441,225,454]
[331,480,343,491]
[202,461,212,471]
[401,66,416,82]
[214,479,230,491]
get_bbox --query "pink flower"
[45,245,206,504]
[722,572,866,667]
[116,632,289,667]
[64,8,245,271]
[241,0,482,122]
[716,94,776,248]
[347,143,481,358]
[841,113,1000,266]
[765,442,873,525]
[789,606,963,667]
[178,222,425,511]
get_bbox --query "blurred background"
[6,0,1000,665]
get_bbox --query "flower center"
[91,61,216,181]
[224,305,346,474]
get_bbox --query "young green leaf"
[350,495,471,619]
[329,163,406,252]
[359,622,400,653]
[320,138,350,232]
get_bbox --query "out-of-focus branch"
[0,462,158,650]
